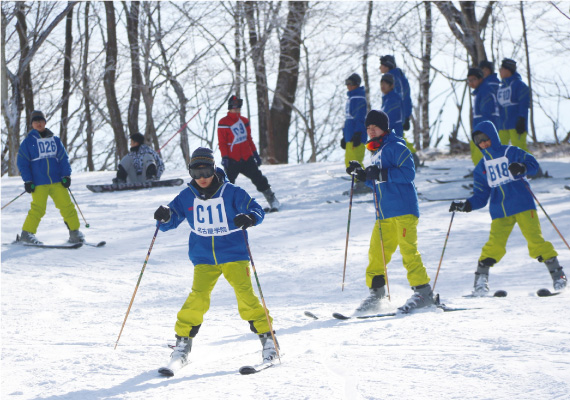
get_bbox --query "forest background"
[2,1,570,176]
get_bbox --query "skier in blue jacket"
[478,60,501,95]
[449,121,567,295]
[380,55,412,130]
[380,74,403,138]
[346,110,434,314]
[342,73,367,167]
[153,147,277,375]
[16,110,84,245]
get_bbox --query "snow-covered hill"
[2,156,569,399]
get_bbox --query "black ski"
[11,235,83,249]
[536,288,561,297]
[83,241,106,248]
[239,363,275,375]
[332,304,475,321]
[304,311,319,320]
[463,289,508,298]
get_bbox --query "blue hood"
[472,120,502,153]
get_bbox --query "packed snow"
[2,155,569,399]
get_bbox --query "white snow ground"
[2,156,569,400]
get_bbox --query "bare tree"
[362,1,373,112]
[60,3,73,148]
[123,1,141,137]
[418,1,433,149]
[520,1,536,144]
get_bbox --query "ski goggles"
[189,165,215,179]
[365,137,383,152]
[473,131,490,145]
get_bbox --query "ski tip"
[304,311,318,320]
[536,288,559,297]
[493,290,508,297]
[332,312,350,320]
[158,367,174,377]
[239,366,257,375]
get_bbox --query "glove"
[449,201,472,213]
[365,165,386,182]
[403,117,410,131]
[253,151,262,166]
[508,162,527,176]
[346,160,362,175]
[515,117,526,134]
[234,213,255,230]
[221,157,230,169]
[154,205,171,223]
[340,138,346,150]
[352,133,362,147]
[24,181,35,193]
[61,176,71,188]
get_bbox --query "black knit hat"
[380,55,396,69]
[478,60,494,73]
[345,73,361,87]
[31,110,46,122]
[130,132,145,145]
[381,73,395,85]
[501,58,517,73]
[467,67,483,79]
[189,147,215,169]
[228,95,243,110]
[365,110,389,132]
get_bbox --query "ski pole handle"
[1,190,26,210]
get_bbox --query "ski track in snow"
[2,157,570,399]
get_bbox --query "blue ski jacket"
[158,169,265,266]
[497,72,530,131]
[389,68,413,121]
[364,131,419,220]
[343,86,368,144]
[485,73,501,95]
[17,129,71,186]
[468,121,538,220]
[381,90,404,138]
[471,78,500,128]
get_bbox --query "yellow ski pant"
[499,129,528,152]
[366,214,431,288]
[22,183,80,234]
[344,142,365,169]
[479,210,557,264]
[175,260,273,338]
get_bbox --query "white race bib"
[36,137,57,159]
[230,120,248,150]
[370,148,383,169]
[497,86,513,107]
[193,197,232,236]
[483,148,514,188]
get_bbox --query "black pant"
[225,157,270,192]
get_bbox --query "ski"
[427,178,470,184]
[239,363,275,375]
[86,178,184,193]
[304,311,319,319]
[263,207,279,213]
[11,235,83,249]
[463,289,508,298]
[536,288,561,297]
[83,241,106,248]
[332,304,475,321]
[417,194,464,202]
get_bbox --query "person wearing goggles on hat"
[346,110,435,314]
[153,147,278,374]
[450,121,567,296]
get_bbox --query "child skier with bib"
[449,121,567,294]
[153,147,278,376]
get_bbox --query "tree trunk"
[362,1,373,113]
[82,2,95,171]
[141,2,158,150]
[233,1,242,97]
[520,2,536,144]
[270,1,307,164]
[60,5,73,148]
[15,3,34,129]
[125,1,142,137]
[420,1,432,149]
[104,1,128,160]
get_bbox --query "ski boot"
[19,230,43,245]
[472,258,495,296]
[544,257,567,291]
[259,332,279,363]
[69,229,85,244]
[355,287,386,313]
[262,188,281,212]
[398,284,435,313]
[159,335,192,376]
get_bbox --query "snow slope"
[2,156,570,400]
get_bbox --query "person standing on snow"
[16,110,85,245]
[380,73,404,138]
[113,132,164,184]
[478,60,501,95]
[346,110,435,313]
[467,67,500,166]
[449,121,567,295]
[217,96,280,212]
[153,147,278,375]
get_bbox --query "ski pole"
[68,188,90,228]
[1,190,26,210]
[115,223,161,349]
[371,181,391,301]
[241,230,281,363]
[341,174,356,291]
[158,108,201,153]
[521,179,570,251]
[432,212,455,292]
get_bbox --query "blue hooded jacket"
[364,131,419,220]
[389,68,412,121]
[158,168,265,265]
[343,86,368,144]
[381,90,404,138]
[485,73,500,95]
[471,78,500,128]
[497,72,530,131]
[17,128,71,186]
[467,121,538,220]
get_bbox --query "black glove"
[365,165,386,181]
[234,213,255,230]
[61,176,71,188]
[515,117,526,134]
[508,162,527,176]
[449,201,472,213]
[154,205,171,223]
[24,181,35,193]
[403,117,410,131]
[346,160,362,175]
[352,133,362,147]
[340,138,346,150]
[253,151,262,166]
[222,157,230,169]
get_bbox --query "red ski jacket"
[217,112,258,161]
